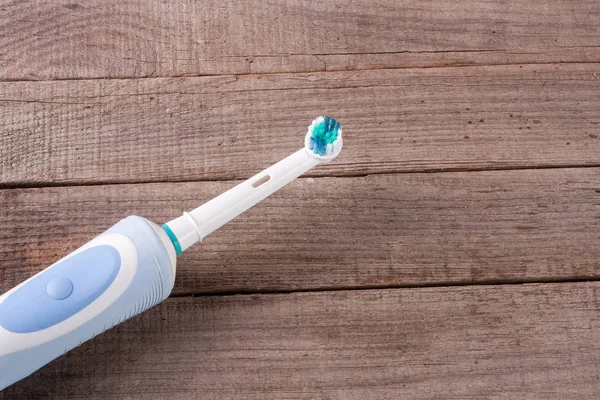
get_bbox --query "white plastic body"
[167,148,321,251]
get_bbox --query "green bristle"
[311,118,339,145]
[308,116,341,157]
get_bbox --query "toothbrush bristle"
[307,116,342,157]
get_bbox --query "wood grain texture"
[1,0,599,80]
[4,281,600,399]
[1,168,598,295]
[1,63,599,186]
[2,0,599,396]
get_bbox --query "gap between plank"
[1,163,599,191]
[175,276,600,299]
[1,60,599,84]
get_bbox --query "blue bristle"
[308,116,341,157]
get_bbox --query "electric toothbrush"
[0,116,343,390]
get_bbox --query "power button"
[46,277,73,300]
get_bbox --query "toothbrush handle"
[0,216,175,390]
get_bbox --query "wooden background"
[0,0,599,398]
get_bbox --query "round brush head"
[305,116,343,161]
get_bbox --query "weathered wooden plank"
[1,64,599,186]
[1,168,598,295]
[1,0,599,80]
[4,281,600,399]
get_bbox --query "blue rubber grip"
[0,216,175,390]
[0,245,121,333]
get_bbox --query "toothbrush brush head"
[305,116,343,161]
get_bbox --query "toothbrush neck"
[163,148,321,253]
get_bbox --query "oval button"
[46,277,73,300]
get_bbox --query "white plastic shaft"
[165,148,321,252]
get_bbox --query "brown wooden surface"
[1,168,599,296]
[1,0,600,397]
[2,63,599,187]
[4,281,600,399]
[1,0,599,80]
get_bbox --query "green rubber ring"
[161,224,182,254]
